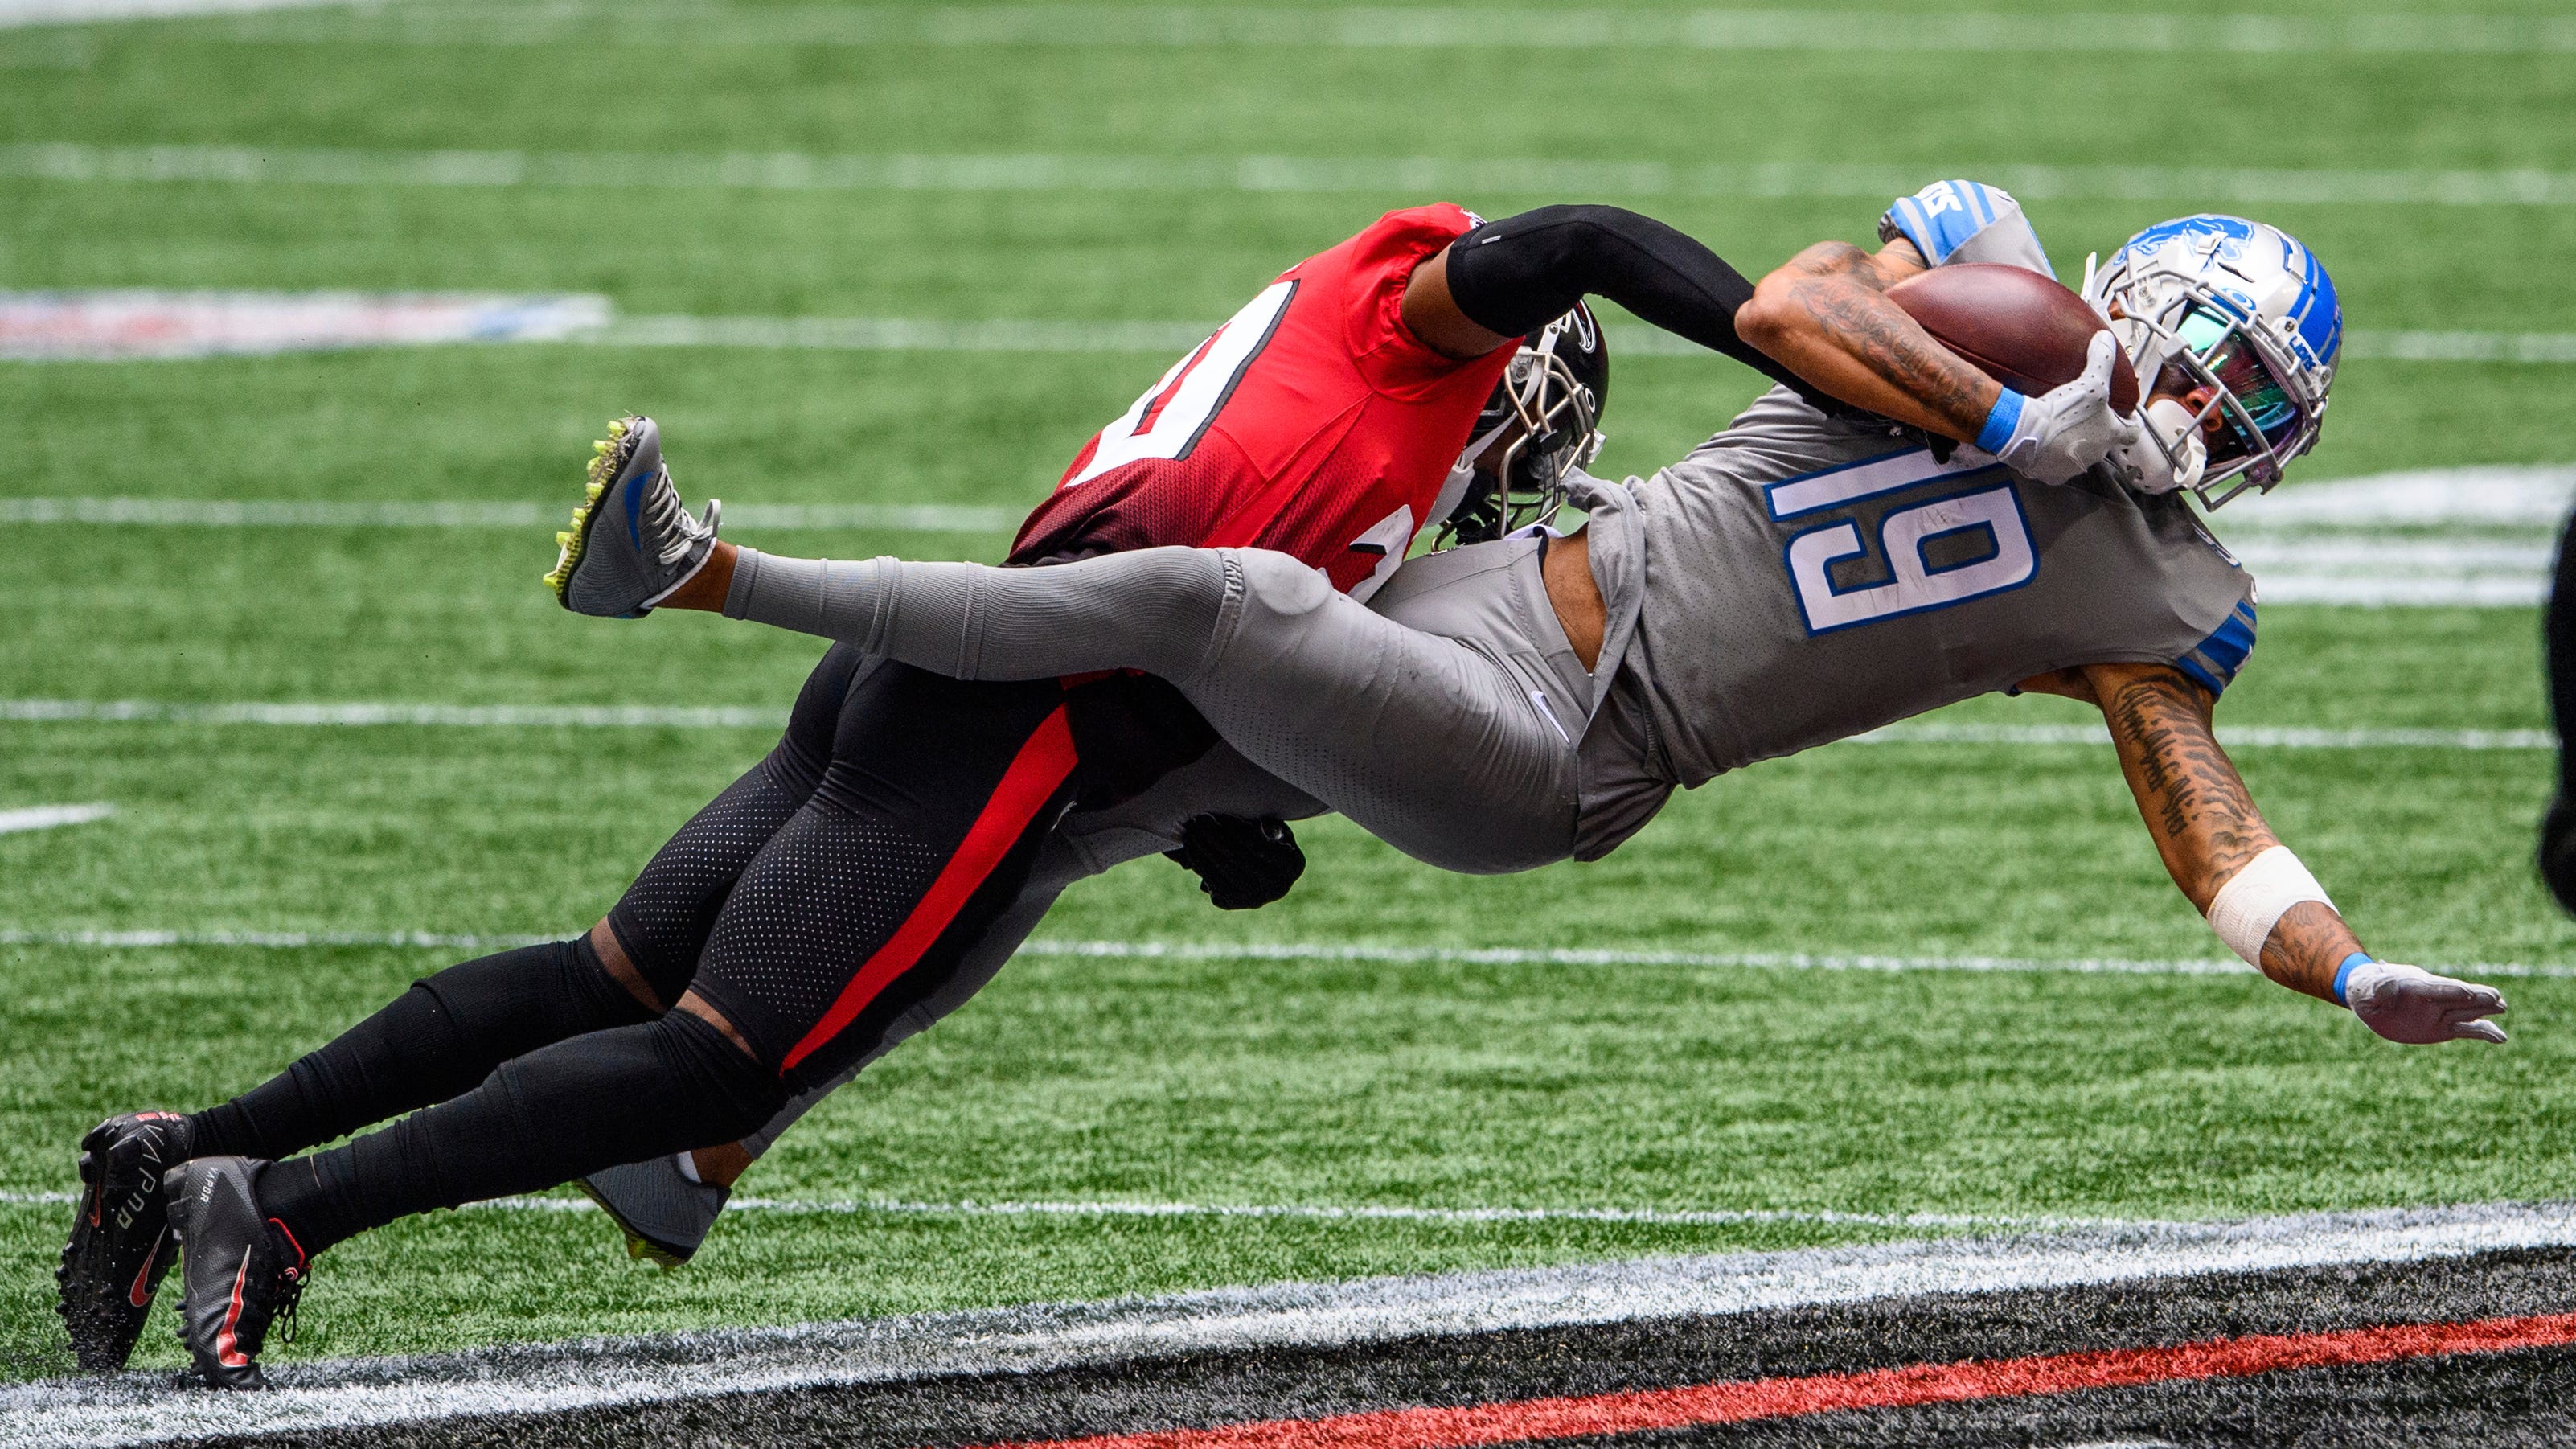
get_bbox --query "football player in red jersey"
[67,202,1847,1385]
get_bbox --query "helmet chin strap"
[1429,418,1515,536]
[2129,396,2209,495]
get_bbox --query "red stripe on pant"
[781,704,1077,1074]
[963,1311,2576,1449]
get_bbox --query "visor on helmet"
[2173,306,2302,462]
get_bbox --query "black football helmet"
[1439,302,1610,547]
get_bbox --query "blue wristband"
[2331,951,2374,1006]
[1974,388,2026,454]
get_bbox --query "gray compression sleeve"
[723,545,1236,683]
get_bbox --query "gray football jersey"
[1574,386,2258,815]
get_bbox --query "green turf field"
[4,0,2574,1383]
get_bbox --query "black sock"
[184,938,650,1162]
[258,1008,786,1257]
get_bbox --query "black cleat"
[165,1157,309,1390]
[579,1156,730,1269]
[58,1111,191,1371]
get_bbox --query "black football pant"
[2543,503,2576,912]
[197,644,1213,1256]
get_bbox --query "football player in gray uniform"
[669,182,2508,1063]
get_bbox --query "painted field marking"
[0,802,111,835]
[975,1313,2576,1449]
[0,496,1023,532]
[3,294,2570,370]
[593,316,2576,367]
[5,1201,2572,1447]
[1848,723,2556,750]
[0,1187,2061,1230]
[0,0,347,26]
[0,700,788,727]
[600,312,1214,355]
[10,144,2576,207]
[0,289,610,360]
[151,6,2576,56]
[0,699,2553,749]
[5,927,2569,979]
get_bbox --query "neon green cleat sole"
[542,416,641,605]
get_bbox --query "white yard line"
[0,496,1022,531]
[5,1200,2572,1447]
[1850,722,2557,749]
[601,312,1215,354]
[14,310,2570,376]
[0,802,111,834]
[5,927,2569,979]
[8,143,2576,207]
[0,700,786,727]
[0,927,550,949]
[0,1186,2061,1230]
[3,294,2569,368]
[0,698,2553,748]
[0,0,348,27]
[2345,330,2576,363]
[597,316,2576,366]
[165,6,2576,56]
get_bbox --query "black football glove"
[1165,814,1305,910]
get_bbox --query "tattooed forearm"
[2095,666,2273,906]
[1782,273,1991,437]
[2089,660,2365,1001]
[2261,901,2366,1001]
[1747,241,2000,441]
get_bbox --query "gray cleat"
[579,1154,730,1269]
[544,415,722,618]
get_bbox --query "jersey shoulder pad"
[1878,179,2057,279]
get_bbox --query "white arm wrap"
[2205,844,2336,967]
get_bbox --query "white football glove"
[1967,332,2144,486]
[2343,960,2509,1045]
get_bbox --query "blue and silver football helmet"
[2082,215,2341,509]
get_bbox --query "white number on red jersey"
[1064,280,1297,489]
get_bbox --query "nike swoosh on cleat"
[128,1236,159,1307]
[216,1254,251,1367]
[625,474,646,548]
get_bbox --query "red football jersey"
[1009,204,1515,599]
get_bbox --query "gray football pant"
[724,538,1590,876]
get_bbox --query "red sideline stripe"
[972,1312,2576,1449]
[781,705,1077,1072]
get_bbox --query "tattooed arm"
[1736,236,2003,443]
[2020,661,2509,1041]
[2024,662,2357,999]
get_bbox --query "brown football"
[1887,263,2139,415]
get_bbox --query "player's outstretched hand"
[2346,961,2510,1045]
[1990,332,2144,486]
